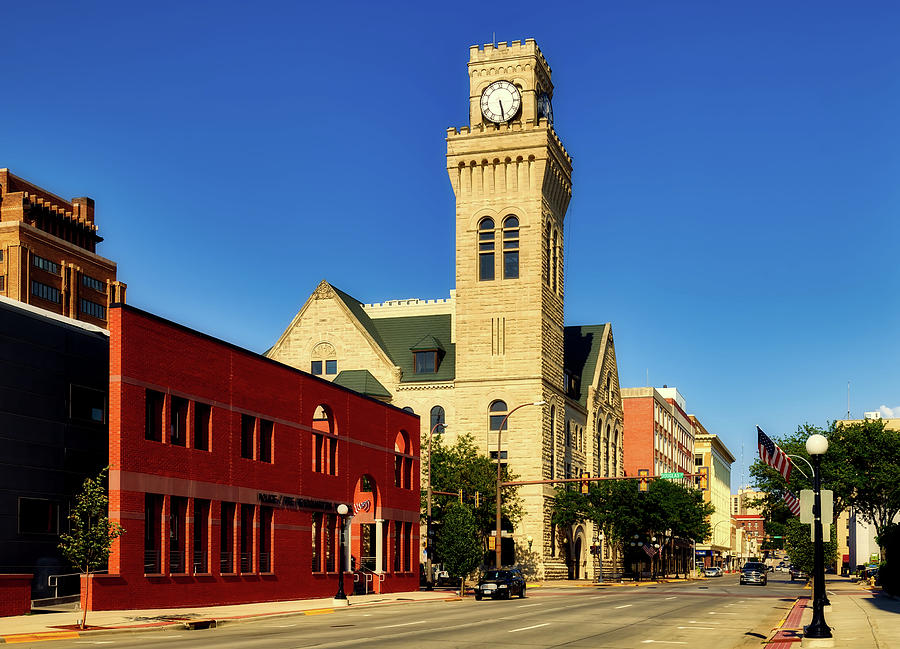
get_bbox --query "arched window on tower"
[605,424,611,477]
[489,400,508,431]
[430,405,445,434]
[478,217,495,281]
[551,229,559,292]
[502,215,519,279]
[544,221,551,286]
[549,405,556,479]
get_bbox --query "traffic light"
[474,492,480,507]
[581,471,590,494]
[458,488,463,504]
[638,469,650,492]
[697,466,709,491]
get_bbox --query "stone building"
[0,169,126,328]
[267,39,624,580]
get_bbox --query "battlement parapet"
[446,118,572,165]
[469,38,549,73]
[364,294,455,318]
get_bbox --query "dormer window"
[410,335,445,374]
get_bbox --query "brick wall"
[87,305,420,611]
[0,575,32,617]
[622,396,653,477]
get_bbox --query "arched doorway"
[573,530,584,579]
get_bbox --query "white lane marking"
[374,620,427,629]
[690,620,720,624]
[589,595,604,600]
[708,612,736,615]
[664,596,677,600]
[642,641,687,645]
[615,604,633,609]
[517,603,542,608]
[678,626,716,630]
[509,622,550,633]
[269,624,297,628]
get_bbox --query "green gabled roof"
[330,285,389,352]
[369,314,455,383]
[410,334,445,351]
[332,370,392,399]
[564,324,609,407]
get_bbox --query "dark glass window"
[502,215,519,279]
[259,507,273,573]
[414,351,437,373]
[220,502,235,573]
[489,400,509,431]
[325,360,337,375]
[311,361,323,375]
[79,298,106,320]
[0,276,5,291]
[193,402,211,451]
[170,496,188,573]
[259,419,273,463]
[193,499,210,574]
[478,218,495,281]
[170,397,188,446]
[241,415,255,459]
[81,274,105,292]
[70,384,106,424]
[145,390,164,441]
[31,280,61,303]
[144,493,163,573]
[430,405,445,434]
[240,505,254,573]
[311,512,322,572]
[325,514,336,572]
[18,498,59,535]
[32,254,60,275]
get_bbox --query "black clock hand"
[499,99,504,121]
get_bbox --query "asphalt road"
[37,572,807,649]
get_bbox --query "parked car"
[790,566,808,581]
[703,566,723,577]
[474,568,526,600]
[740,562,768,586]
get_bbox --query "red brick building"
[621,387,694,480]
[0,169,126,328]
[86,304,420,611]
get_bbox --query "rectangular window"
[144,493,163,574]
[313,434,324,472]
[70,384,106,424]
[170,496,188,573]
[0,276,5,291]
[310,361,323,375]
[193,499,210,574]
[79,298,106,320]
[503,250,519,279]
[325,359,337,375]
[32,254,60,275]
[18,498,59,535]
[241,415,255,459]
[393,521,401,572]
[403,522,412,572]
[220,502,235,573]
[479,252,495,281]
[328,437,338,476]
[259,507,273,573]
[259,419,273,463]
[414,351,437,373]
[31,280,61,303]
[81,274,105,292]
[145,390,164,441]
[311,512,322,572]
[170,396,188,446]
[324,514,336,572]
[394,455,403,487]
[240,505,254,573]
[193,402,211,451]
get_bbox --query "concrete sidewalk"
[0,589,459,643]
[766,576,900,649]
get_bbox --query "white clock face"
[481,80,521,123]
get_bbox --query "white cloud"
[878,405,898,418]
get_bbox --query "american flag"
[757,426,792,482]
[643,544,657,558]
[783,490,801,516]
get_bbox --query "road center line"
[615,604,633,609]
[678,626,716,630]
[374,620,427,629]
[517,603,542,608]
[509,622,550,633]
[641,641,687,645]
[664,596,677,600]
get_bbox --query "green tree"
[750,420,900,555]
[58,467,124,629]
[783,517,837,577]
[426,433,523,555]
[549,486,588,577]
[435,502,483,596]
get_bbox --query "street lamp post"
[333,503,350,605]
[495,400,545,569]
[804,433,832,639]
[425,421,447,591]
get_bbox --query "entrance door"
[361,523,376,570]
[573,536,583,579]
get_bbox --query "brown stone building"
[0,169,126,328]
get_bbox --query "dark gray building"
[0,296,109,598]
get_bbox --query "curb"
[0,594,462,643]
[764,596,808,649]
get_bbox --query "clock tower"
[446,39,573,569]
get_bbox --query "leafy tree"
[549,487,588,578]
[783,517,837,576]
[435,502,483,596]
[750,420,900,555]
[425,433,523,554]
[58,467,124,629]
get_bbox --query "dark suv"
[740,562,768,586]
[475,568,526,600]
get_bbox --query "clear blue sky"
[5,1,899,487]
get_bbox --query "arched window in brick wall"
[312,405,338,475]
[394,430,413,489]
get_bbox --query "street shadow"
[860,592,900,615]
